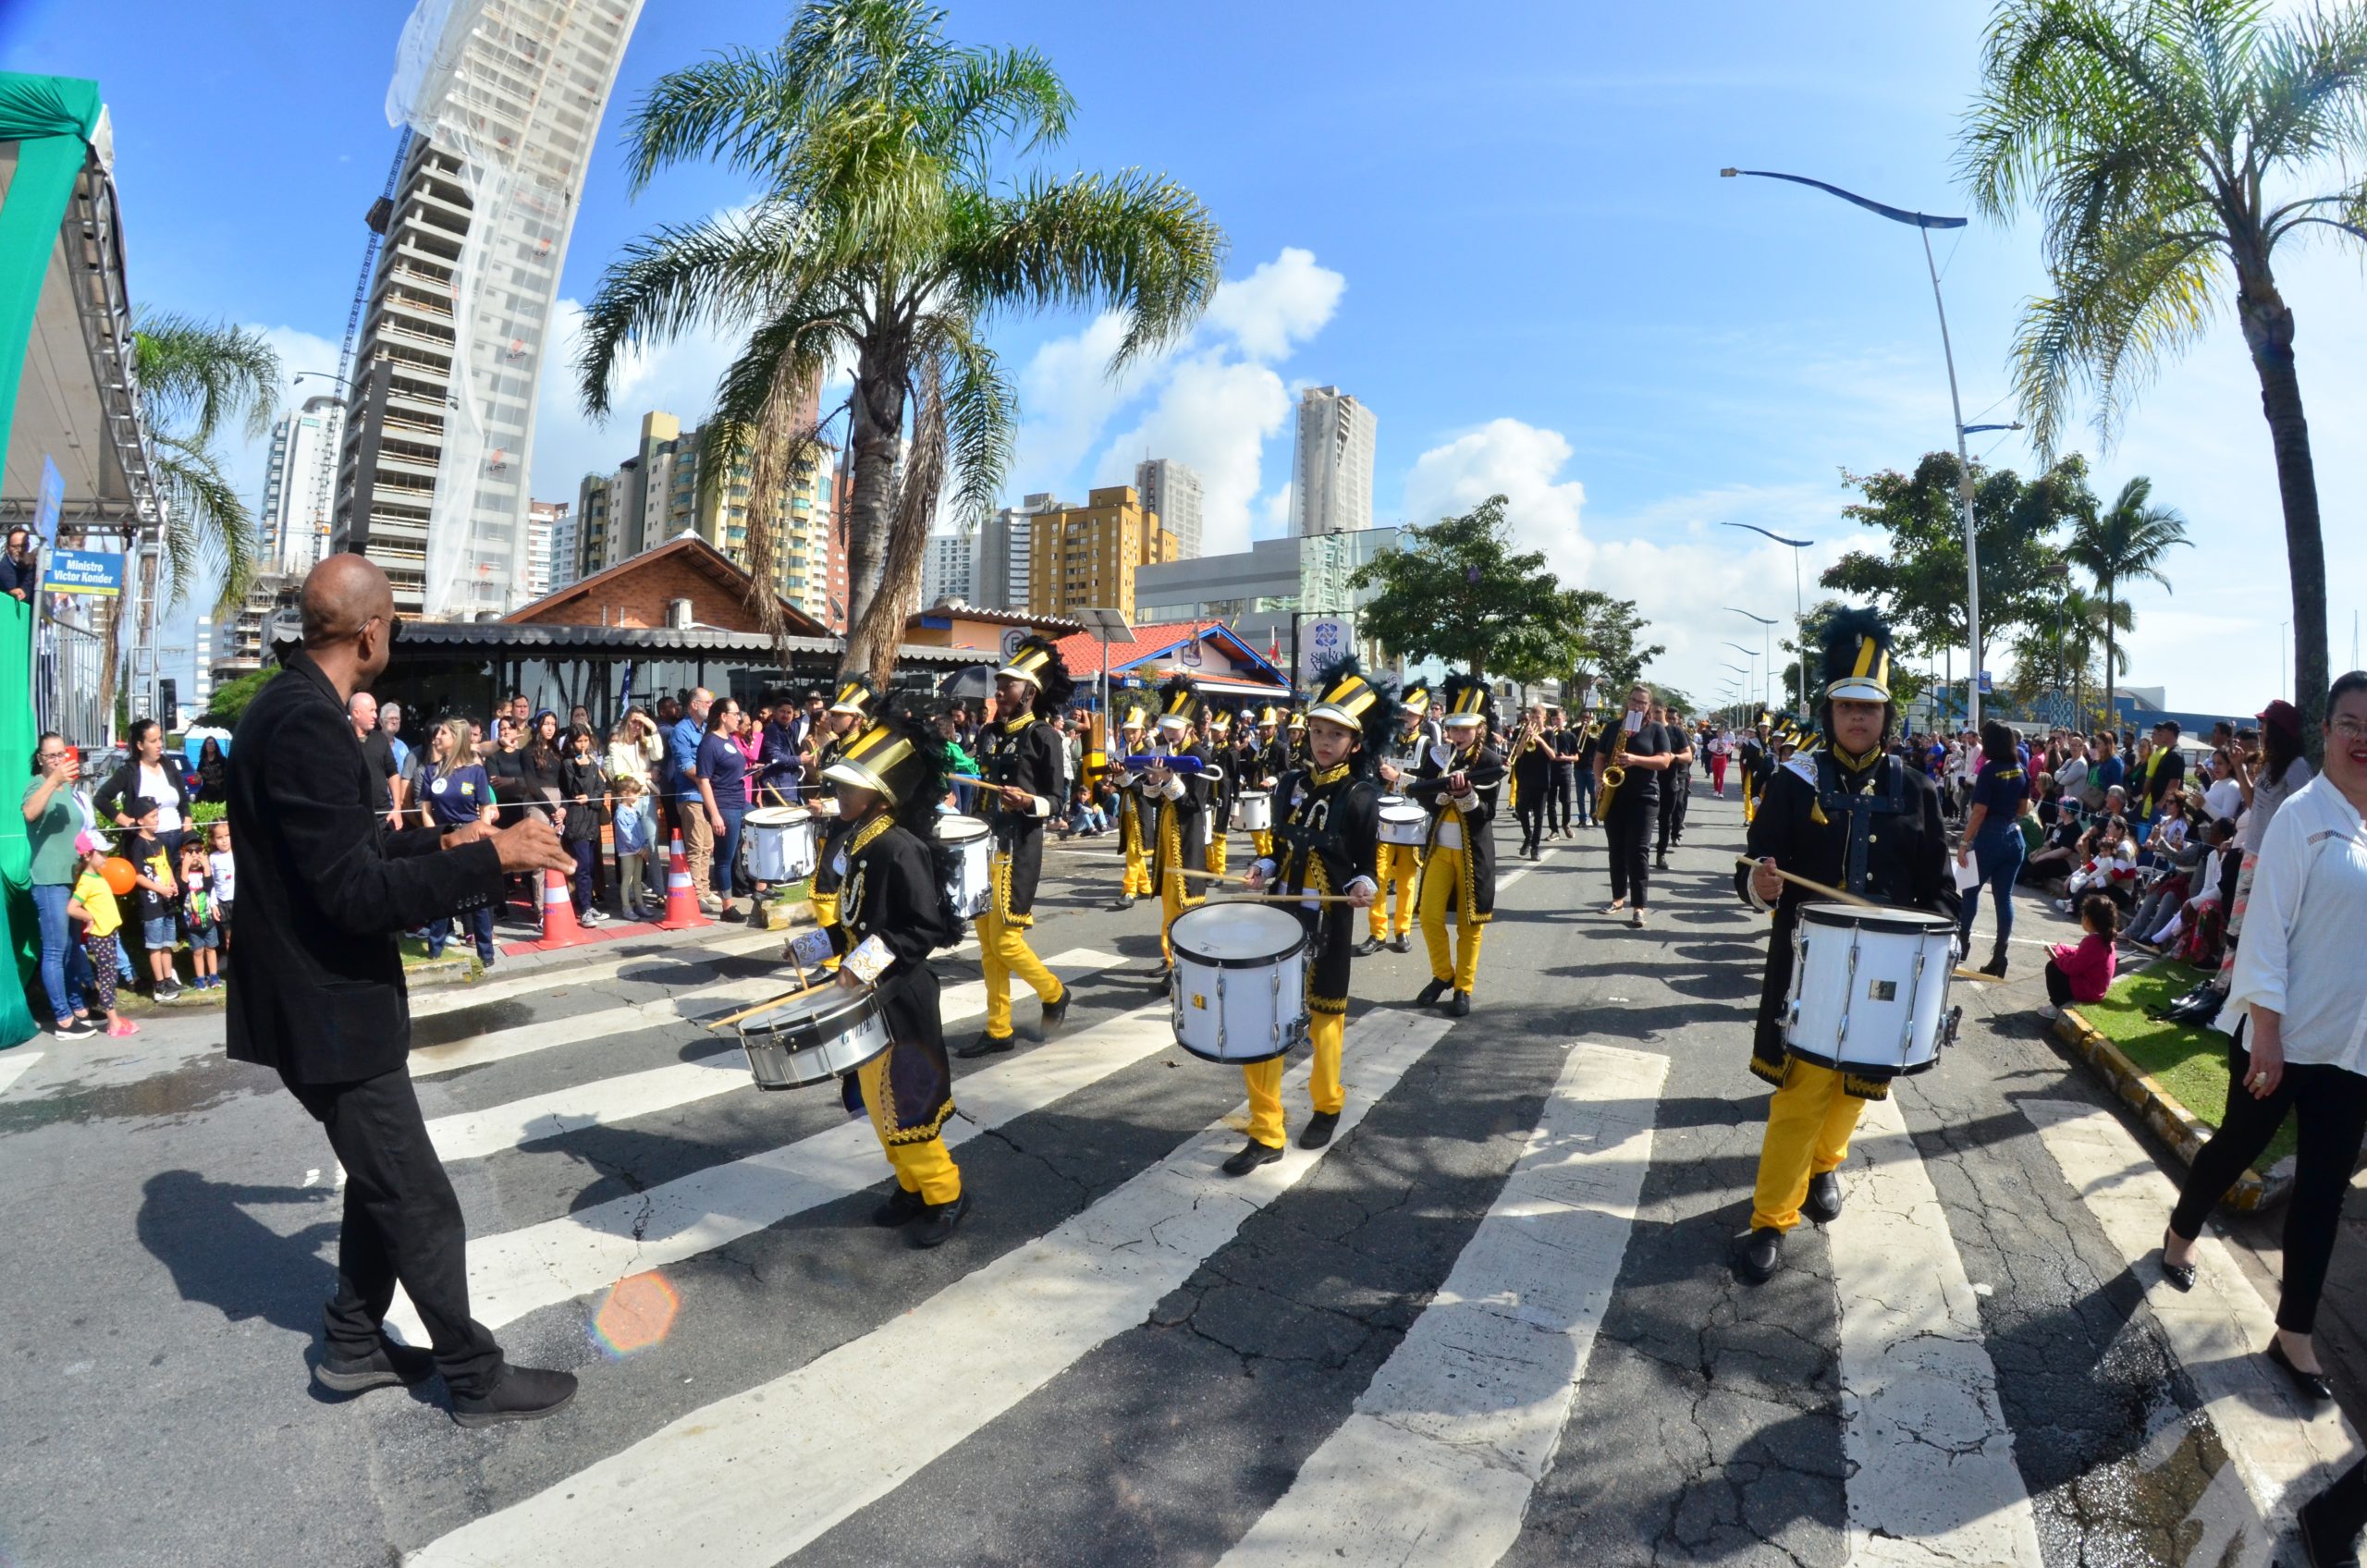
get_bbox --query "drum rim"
[1779,1044,1940,1078]
[742,1023,892,1087]
[746,806,814,827]
[734,986,879,1040]
[1378,801,1425,817]
[934,815,990,843]
[1797,900,1957,937]
[1168,901,1310,968]
[1171,1036,1292,1066]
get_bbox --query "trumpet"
[1596,725,1633,815]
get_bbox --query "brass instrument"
[1596,723,1633,815]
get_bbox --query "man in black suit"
[227,554,579,1427]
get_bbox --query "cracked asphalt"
[0,789,2339,1566]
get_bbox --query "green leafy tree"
[579,0,1226,682]
[2063,475,2189,727]
[1493,587,1663,706]
[195,667,281,729]
[133,313,281,612]
[1347,495,1568,680]
[1963,0,2367,753]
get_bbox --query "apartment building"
[1025,485,1178,620]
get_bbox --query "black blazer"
[92,753,191,829]
[224,651,504,1085]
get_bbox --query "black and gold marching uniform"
[805,674,877,935]
[1244,712,1286,858]
[1202,708,1235,878]
[1141,675,1214,969]
[1233,658,1394,1169]
[1111,706,1153,904]
[1407,675,1507,1010]
[1733,611,1957,1282]
[1367,682,1430,948]
[821,698,968,1241]
[963,635,1073,1055]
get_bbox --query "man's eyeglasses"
[2332,716,2367,741]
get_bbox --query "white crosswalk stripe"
[421,949,1123,1161]
[1833,1094,2042,1566]
[2025,1097,2358,1550]
[406,1009,1453,1568]
[385,1005,1175,1341]
[408,929,785,1020]
[1214,1039,1664,1567]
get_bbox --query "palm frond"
[148,435,259,616]
[917,310,1014,529]
[132,312,281,445]
[620,48,806,197]
[2010,227,2221,454]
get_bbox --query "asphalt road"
[0,787,2351,1567]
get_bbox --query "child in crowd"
[178,840,222,990]
[67,837,136,1037]
[123,797,180,1000]
[613,774,651,918]
[206,820,235,953]
[2039,893,2120,1023]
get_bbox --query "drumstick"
[705,973,839,1030]
[1731,854,1877,910]
[1208,893,1365,906]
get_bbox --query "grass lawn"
[2074,959,2296,1172]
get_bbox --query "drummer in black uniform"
[821,695,970,1247]
[1362,681,1430,956]
[1732,610,1958,1285]
[1140,674,1214,978]
[957,634,1073,1059]
[804,675,877,936]
[1234,657,1390,1171]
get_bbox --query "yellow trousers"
[810,889,839,933]
[1121,816,1152,898]
[1208,829,1229,877]
[1370,843,1420,939]
[979,904,1063,1041]
[1159,866,1200,963]
[856,1051,961,1205]
[1251,829,1273,859]
[1241,1009,1345,1148]
[1418,844,1484,990]
[1750,1058,1864,1231]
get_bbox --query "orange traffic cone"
[656,831,710,931]
[527,866,604,951]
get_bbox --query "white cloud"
[1402,418,1589,565]
[1095,352,1292,556]
[528,297,742,500]
[1011,311,1155,487]
[1204,247,1345,361]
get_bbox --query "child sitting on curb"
[2039,893,2120,1023]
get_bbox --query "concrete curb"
[2050,1005,2294,1210]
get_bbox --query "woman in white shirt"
[2201,748,2245,825]
[2162,672,2367,1407]
[2218,704,2315,983]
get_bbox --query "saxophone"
[1596,724,1632,816]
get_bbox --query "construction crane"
[334,130,412,394]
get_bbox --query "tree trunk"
[2103,581,2115,736]
[2236,259,2329,765]
[837,350,908,677]
[843,365,947,687]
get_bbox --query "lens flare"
[590,1270,680,1358]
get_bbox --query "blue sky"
[6,0,2360,713]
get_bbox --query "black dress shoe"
[1038,992,1072,1038]
[1415,978,1451,1008]
[2268,1336,2336,1402]
[1115,894,1137,910]
[1354,936,1386,956]
[956,1032,1016,1059]
[1734,1227,1783,1285]
[315,1337,436,1395]
[1148,962,1173,987]
[1450,989,1471,1018]
[2158,1230,2197,1292]
[451,1363,579,1427]
[1221,1138,1286,1176]
[2300,1489,2367,1568]
[872,1185,926,1227]
[1803,1170,1843,1224]
[909,1191,970,1248]
[1388,934,1411,954]
[1297,1111,1340,1149]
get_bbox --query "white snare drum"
[936,814,992,919]
[1783,901,1961,1078]
[738,986,890,1091]
[1231,790,1272,832]
[744,806,816,882]
[1167,901,1307,1064]
[1377,796,1427,847]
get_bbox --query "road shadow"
[137,1170,337,1339]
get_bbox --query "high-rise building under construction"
[330,0,644,619]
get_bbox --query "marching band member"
[1203,704,1235,879]
[821,695,970,1248]
[1232,658,1391,1171]
[1511,702,1553,859]
[1245,705,1285,859]
[1145,675,1214,978]
[1732,610,1957,1285]
[1654,704,1697,869]
[1361,681,1430,955]
[1574,707,1605,828]
[1408,675,1507,1017]
[1287,708,1308,772]
[957,635,1073,1059]
[1110,701,1154,909]
[804,674,877,936]
[1599,684,1676,927]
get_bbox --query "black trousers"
[2042,958,2075,1007]
[1657,767,1690,855]
[1515,790,1548,854]
[2169,1035,2367,1334]
[288,1067,502,1397]
[2305,1458,2367,1549]
[1547,766,1574,832]
[1605,796,1654,906]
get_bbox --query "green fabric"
[21,777,77,885]
[2,594,38,1045]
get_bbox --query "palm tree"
[578,0,1227,681]
[2063,476,2189,727]
[133,312,280,612]
[1962,0,2367,754]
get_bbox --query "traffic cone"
[527,866,604,951]
[657,831,710,930]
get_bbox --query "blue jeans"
[1959,823,2025,950]
[715,802,748,900]
[428,906,496,963]
[569,839,598,915]
[31,883,93,1024]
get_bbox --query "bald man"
[227,554,582,1427]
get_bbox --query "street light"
[1723,165,1993,729]
[1721,521,1815,715]
[1728,606,1778,715]
[1723,641,1762,709]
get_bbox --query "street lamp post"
[1727,606,1779,716]
[1723,641,1762,711]
[1721,522,1814,716]
[1723,166,1993,729]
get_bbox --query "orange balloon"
[102,856,137,897]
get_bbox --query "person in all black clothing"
[1508,704,1552,859]
[821,693,971,1248]
[1546,706,1580,838]
[1573,708,1604,827]
[1599,685,1675,927]
[1732,609,1958,1287]
[1654,705,1697,868]
[957,634,1073,1058]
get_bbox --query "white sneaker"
[581,908,603,925]
[2037,1003,2062,1023]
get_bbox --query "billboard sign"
[1297,616,1349,682]
[45,548,124,596]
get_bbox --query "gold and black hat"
[1400,680,1431,717]
[1438,672,1492,730]
[1207,704,1233,734]
[1154,673,1200,733]
[1119,700,1149,732]
[828,672,880,717]
[995,633,1075,716]
[1821,607,1894,704]
[1256,704,1281,728]
[824,692,949,825]
[1306,655,1397,760]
